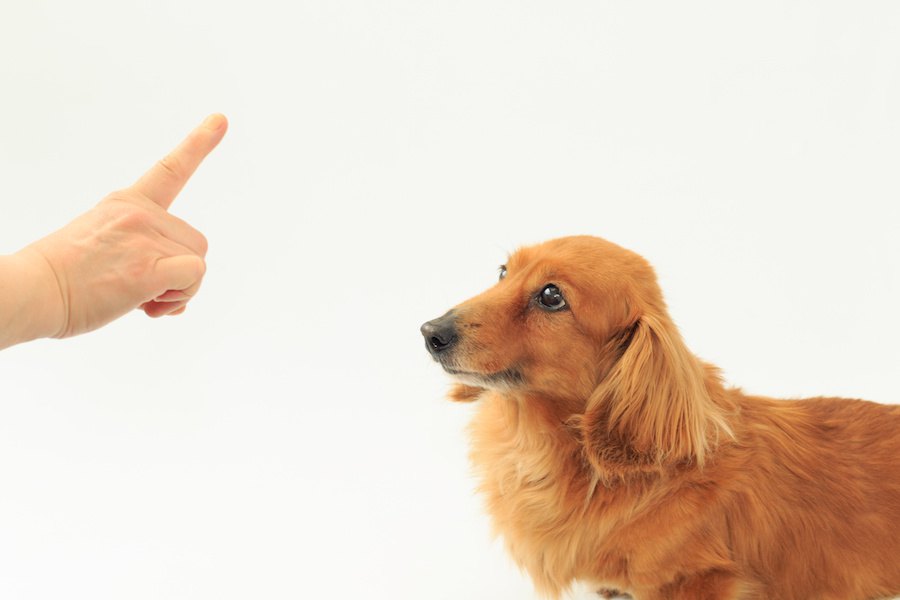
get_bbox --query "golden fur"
[423,236,900,600]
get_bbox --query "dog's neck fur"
[468,390,597,595]
[467,366,735,596]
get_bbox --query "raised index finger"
[133,113,228,210]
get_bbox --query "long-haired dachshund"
[421,236,900,600]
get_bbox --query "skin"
[0,113,227,350]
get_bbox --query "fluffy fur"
[422,236,900,600]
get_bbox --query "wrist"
[0,248,66,349]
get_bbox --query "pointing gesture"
[134,113,227,210]
[0,114,227,348]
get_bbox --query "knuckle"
[128,258,152,281]
[115,205,153,231]
[102,189,131,204]
[157,154,184,180]
[194,257,207,278]
[196,232,209,256]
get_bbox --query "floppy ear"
[448,384,484,402]
[580,313,732,479]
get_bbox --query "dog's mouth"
[441,363,524,389]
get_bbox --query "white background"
[1,2,899,599]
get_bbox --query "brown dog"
[421,236,900,600]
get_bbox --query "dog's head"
[421,236,653,402]
[421,235,732,475]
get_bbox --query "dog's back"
[720,395,900,599]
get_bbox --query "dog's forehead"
[502,236,657,308]
[507,236,636,273]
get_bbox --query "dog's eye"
[538,284,566,311]
[498,265,507,281]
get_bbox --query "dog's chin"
[442,365,523,390]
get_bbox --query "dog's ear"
[448,384,484,402]
[580,313,732,478]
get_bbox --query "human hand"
[10,114,227,343]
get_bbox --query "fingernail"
[201,113,226,131]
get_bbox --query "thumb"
[151,255,206,298]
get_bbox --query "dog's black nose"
[420,312,458,356]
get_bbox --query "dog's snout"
[420,312,458,356]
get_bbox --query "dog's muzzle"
[420,311,458,358]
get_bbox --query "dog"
[420,236,900,600]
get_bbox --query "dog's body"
[421,236,900,600]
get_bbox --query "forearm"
[0,249,64,350]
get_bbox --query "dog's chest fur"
[468,392,620,595]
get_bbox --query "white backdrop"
[1,2,898,599]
